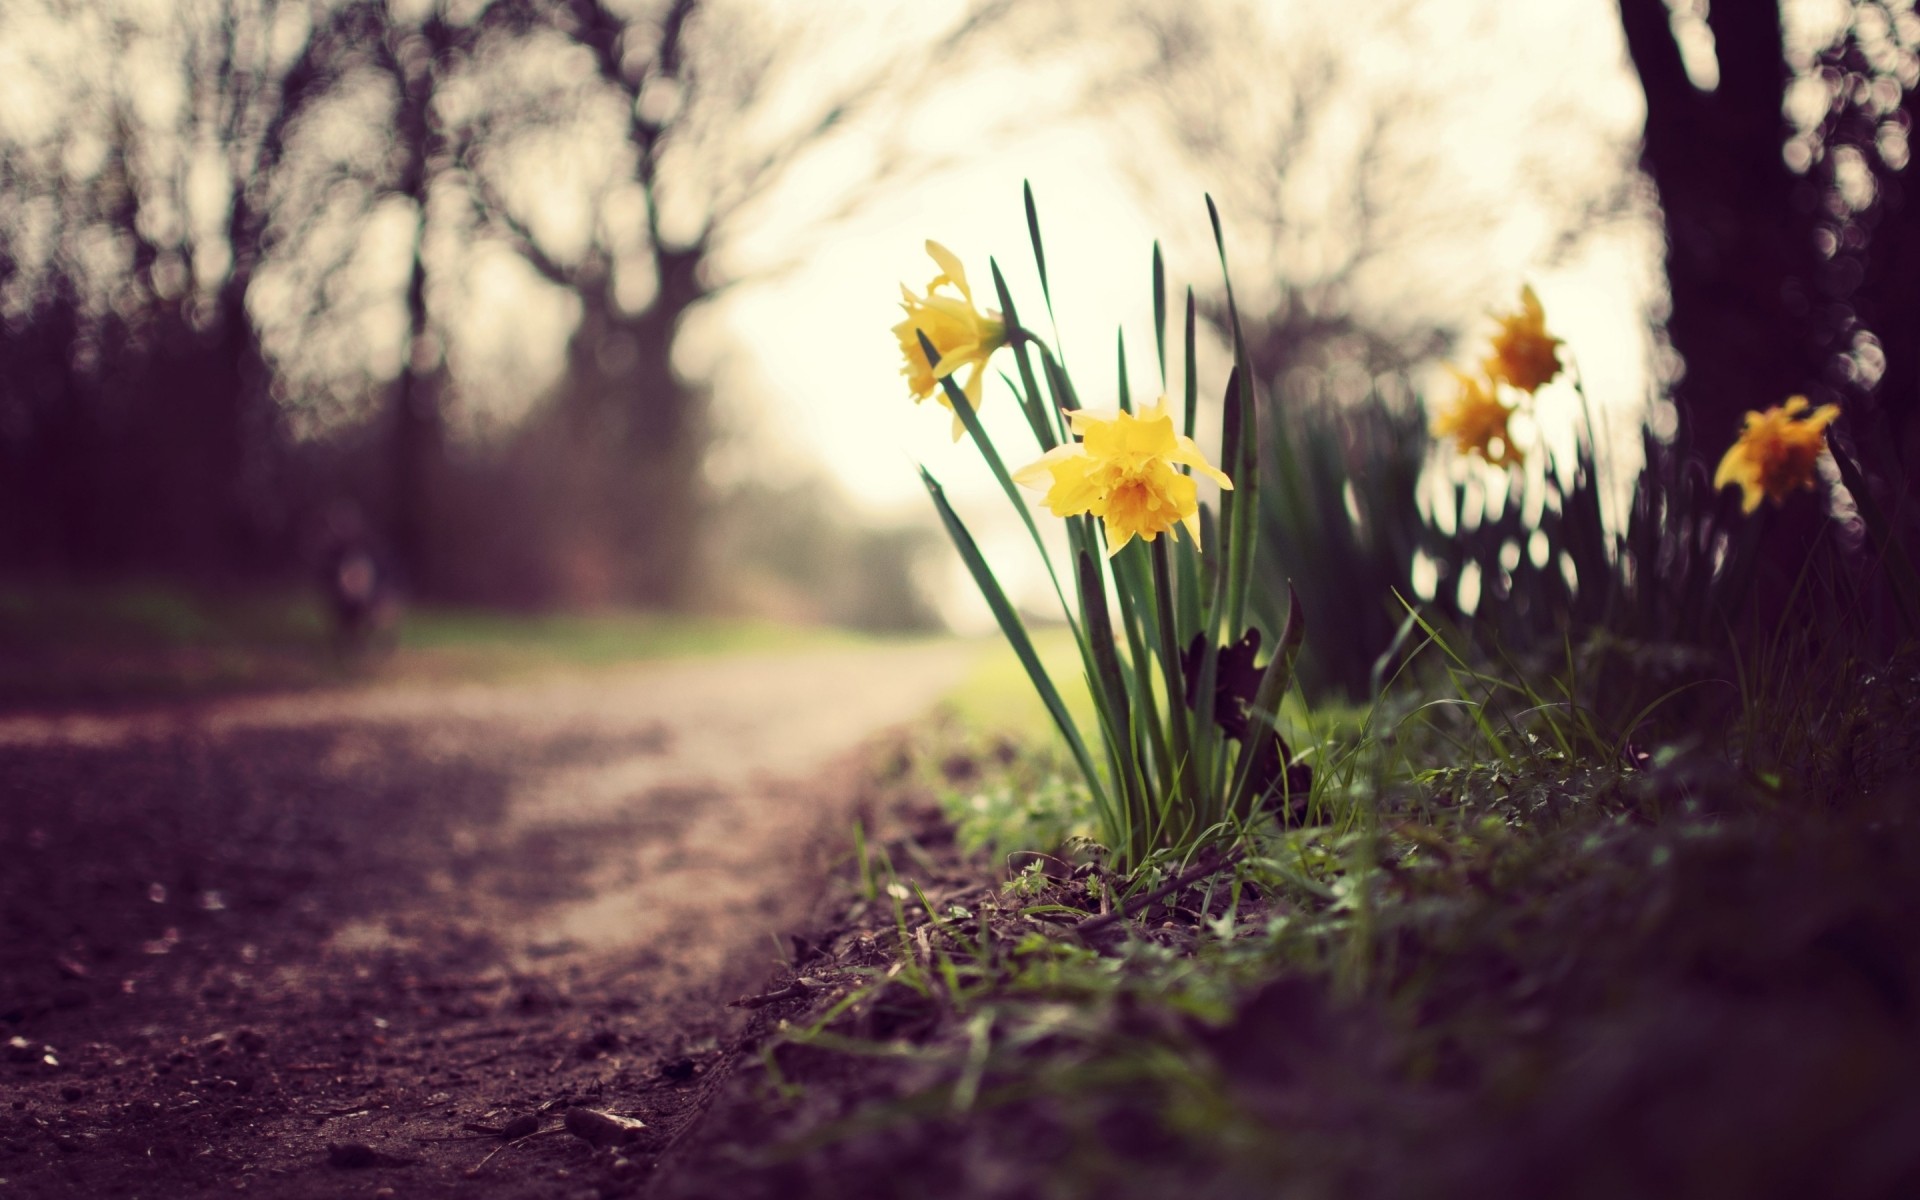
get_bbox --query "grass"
[679,625,1920,1200]
[0,580,879,710]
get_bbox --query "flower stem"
[1151,537,1198,835]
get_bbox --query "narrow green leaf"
[1213,366,1244,634]
[920,330,1077,634]
[1077,550,1144,839]
[1174,530,1202,652]
[1206,194,1241,340]
[989,258,1055,452]
[1117,328,1132,413]
[1228,584,1306,817]
[1024,180,1060,339]
[1226,360,1259,638]
[922,468,1111,822]
[1183,288,1199,441]
[1153,242,1168,393]
[1151,539,1200,809]
[1036,343,1081,415]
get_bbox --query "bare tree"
[0,0,388,577]
[444,0,1021,605]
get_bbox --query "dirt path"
[0,639,979,1198]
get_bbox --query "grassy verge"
[0,581,875,710]
[658,645,1920,1200]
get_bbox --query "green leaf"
[1036,342,1082,415]
[1182,288,1198,442]
[989,258,1055,452]
[1117,328,1132,413]
[1077,550,1145,850]
[1228,584,1306,816]
[922,468,1111,823]
[1153,242,1168,393]
[1151,539,1200,815]
[919,330,1078,636]
[1024,180,1060,339]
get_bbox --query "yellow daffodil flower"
[1483,284,1564,394]
[1714,396,1841,514]
[1432,367,1522,467]
[1013,399,1232,554]
[892,240,1008,440]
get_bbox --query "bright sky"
[708,4,1651,502]
[686,0,1658,622]
[0,0,1726,623]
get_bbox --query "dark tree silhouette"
[451,0,1018,606]
[1621,1,1920,563]
[0,0,390,579]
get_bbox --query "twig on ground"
[727,977,825,1009]
[1073,848,1246,940]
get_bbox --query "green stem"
[1151,537,1199,835]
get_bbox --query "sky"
[705,2,1655,514]
[681,0,1660,623]
[0,0,1779,624]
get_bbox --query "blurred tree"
[372,0,463,595]
[0,0,378,579]
[2,0,1028,608]
[1620,0,1920,585]
[445,0,1018,606]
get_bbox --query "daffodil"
[892,240,1008,440]
[1483,284,1564,394]
[1432,367,1522,467]
[1013,399,1232,554]
[1713,396,1841,514]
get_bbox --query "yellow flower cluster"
[1014,401,1233,555]
[1714,396,1840,513]
[1431,285,1564,468]
[1431,367,1522,468]
[892,241,1008,440]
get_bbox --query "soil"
[0,640,978,1199]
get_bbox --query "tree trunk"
[391,215,444,596]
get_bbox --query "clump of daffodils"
[892,240,1008,440]
[1714,396,1840,513]
[1432,367,1522,467]
[1014,401,1231,555]
[901,193,1303,872]
[1432,285,1565,467]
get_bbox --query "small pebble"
[499,1113,540,1140]
[659,1057,696,1082]
[326,1142,378,1169]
